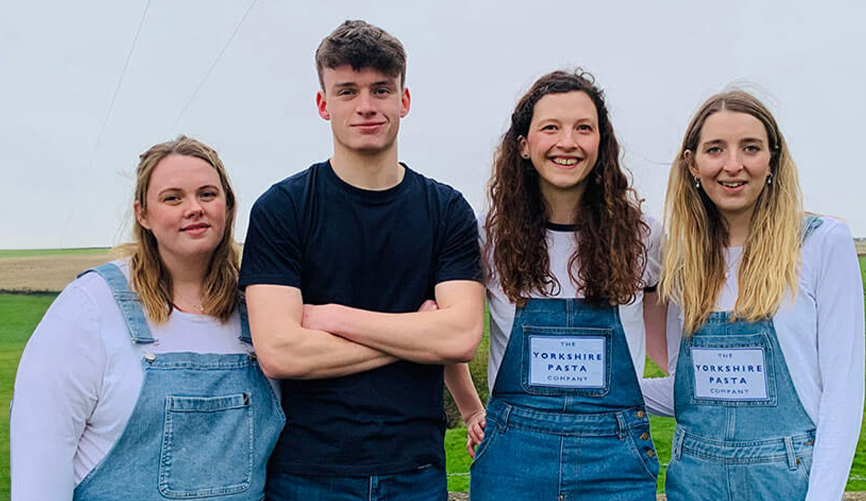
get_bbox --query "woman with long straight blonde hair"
[11,136,284,500]
[643,91,864,501]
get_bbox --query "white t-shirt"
[483,216,663,393]
[640,217,864,501]
[10,260,259,501]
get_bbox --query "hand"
[301,303,334,332]
[464,409,486,458]
[418,299,439,312]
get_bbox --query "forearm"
[255,324,397,379]
[643,291,668,374]
[445,363,485,421]
[306,281,485,364]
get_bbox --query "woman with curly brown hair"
[448,70,663,501]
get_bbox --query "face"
[316,65,410,156]
[520,91,600,200]
[688,110,772,223]
[136,154,227,265]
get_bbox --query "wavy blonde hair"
[119,135,240,323]
[660,91,802,334]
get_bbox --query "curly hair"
[485,70,648,306]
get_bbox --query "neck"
[160,250,210,296]
[331,143,403,190]
[724,209,753,247]
[542,183,585,225]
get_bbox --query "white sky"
[1,0,864,249]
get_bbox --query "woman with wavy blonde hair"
[644,91,864,501]
[11,136,284,500]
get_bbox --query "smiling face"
[520,91,600,205]
[135,154,227,266]
[689,110,772,224]
[316,65,410,158]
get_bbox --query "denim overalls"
[664,217,823,501]
[470,298,659,501]
[72,263,285,501]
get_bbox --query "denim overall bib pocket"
[664,217,823,501]
[470,298,658,501]
[71,263,285,501]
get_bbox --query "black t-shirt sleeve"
[434,193,482,285]
[239,187,303,290]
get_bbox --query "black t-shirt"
[239,161,481,475]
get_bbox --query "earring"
[767,173,774,185]
[694,177,701,189]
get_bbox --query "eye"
[200,191,219,200]
[337,89,355,97]
[163,195,181,204]
[577,124,593,133]
[743,144,762,153]
[373,87,392,96]
[705,146,722,155]
[541,124,558,132]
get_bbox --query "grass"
[0,293,58,499]
[0,247,110,259]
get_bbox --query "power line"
[58,0,152,247]
[169,0,258,132]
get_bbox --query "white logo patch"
[528,336,606,388]
[691,348,769,400]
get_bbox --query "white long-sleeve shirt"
[641,217,864,501]
[9,261,256,501]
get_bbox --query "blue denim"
[665,218,822,501]
[72,263,285,501]
[266,464,447,501]
[471,299,658,501]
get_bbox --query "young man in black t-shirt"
[239,20,485,501]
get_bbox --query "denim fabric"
[73,263,284,501]
[266,464,447,501]
[666,314,816,501]
[471,298,658,501]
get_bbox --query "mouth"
[352,122,385,131]
[718,180,747,188]
[181,223,211,232]
[550,157,582,167]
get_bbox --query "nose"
[355,91,376,117]
[722,150,744,174]
[556,130,578,150]
[185,199,204,217]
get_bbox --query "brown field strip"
[857,240,866,257]
[0,254,114,292]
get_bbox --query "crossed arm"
[246,280,485,379]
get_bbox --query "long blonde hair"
[660,91,803,334]
[120,136,240,323]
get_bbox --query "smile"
[551,157,580,166]
[181,223,210,232]
[718,181,747,188]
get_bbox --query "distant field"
[857,241,866,257]
[0,249,113,292]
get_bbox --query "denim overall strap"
[237,296,252,345]
[78,263,156,344]
[801,214,823,243]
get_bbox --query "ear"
[316,90,330,120]
[400,87,411,118]
[518,135,530,160]
[684,150,699,178]
[134,201,150,230]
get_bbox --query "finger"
[466,440,476,458]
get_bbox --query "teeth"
[720,181,745,188]
[552,158,578,166]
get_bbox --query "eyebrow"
[156,185,220,196]
[701,137,765,145]
[332,79,396,89]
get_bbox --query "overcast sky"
[1,0,864,249]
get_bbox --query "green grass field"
[2,256,865,495]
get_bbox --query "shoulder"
[252,162,324,210]
[404,166,470,207]
[802,216,855,256]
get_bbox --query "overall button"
[646,450,656,458]
[640,432,649,441]
[144,353,156,363]
[635,410,646,419]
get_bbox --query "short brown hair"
[315,20,407,89]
